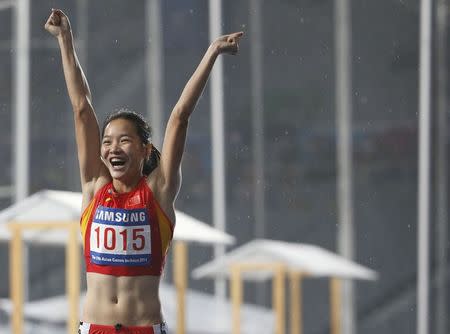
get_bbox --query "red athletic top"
[80,177,174,276]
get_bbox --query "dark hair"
[102,108,160,176]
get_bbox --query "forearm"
[57,33,92,111]
[175,44,220,119]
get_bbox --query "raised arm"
[157,32,243,200]
[45,9,108,202]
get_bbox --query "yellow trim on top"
[155,205,173,255]
[80,200,95,249]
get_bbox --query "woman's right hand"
[44,9,71,38]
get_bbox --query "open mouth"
[109,157,127,169]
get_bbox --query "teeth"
[110,158,126,167]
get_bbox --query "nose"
[110,141,121,153]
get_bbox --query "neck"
[112,174,142,193]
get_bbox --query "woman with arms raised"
[45,8,242,334]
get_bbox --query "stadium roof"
[192,239,378,281]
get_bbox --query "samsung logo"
[95,208,147,223]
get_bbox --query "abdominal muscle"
[82,272,163,326]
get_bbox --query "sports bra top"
[80,177,174,276]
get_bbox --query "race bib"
[90,206,151,266]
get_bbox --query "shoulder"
[148,164,181,198]
[146,166,181,199]
[81,175,111,211]
[145,168,176,224]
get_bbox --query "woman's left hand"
[212,32,244,55]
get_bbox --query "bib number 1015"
[93,226,146,251]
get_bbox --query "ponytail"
[143,146,161,176]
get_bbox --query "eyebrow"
[103,134,134,139]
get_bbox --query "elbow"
[172,104,191,125]
[72,98,91,116]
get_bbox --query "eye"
[102,140,111,145]
[120,138,130,143]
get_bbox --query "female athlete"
[45,8,242,334]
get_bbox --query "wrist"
[57,31,73,45]
[208,42,221,58]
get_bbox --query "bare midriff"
[82,272,163,326]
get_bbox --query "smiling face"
[101,118,149,181]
